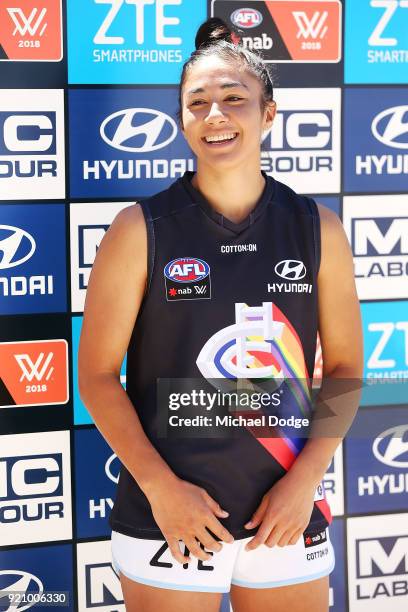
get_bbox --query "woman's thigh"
[230,575,329,612]
[120,572,223,612]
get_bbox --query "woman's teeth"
[204,132,238,143]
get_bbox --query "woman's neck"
[191,162,266,225]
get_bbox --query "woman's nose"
[205,102,228,124]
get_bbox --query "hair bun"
[195,17,236,50]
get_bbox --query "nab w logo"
[15,351,54,382]
[194,285,207,295]
[7,7,47,37]
[293,11,329,40]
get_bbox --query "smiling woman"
[78,16,363,612]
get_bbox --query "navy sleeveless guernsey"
[109,170,333,541]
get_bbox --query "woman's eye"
[190,100,205,106]
[226,96,243,101]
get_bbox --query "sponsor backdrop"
[0,1,407,610]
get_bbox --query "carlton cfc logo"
[164,258,209,283]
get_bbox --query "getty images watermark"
[156,377,408,439]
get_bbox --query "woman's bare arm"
[78,203,234,562]
[78,203,178,496]
[288,203,364,485]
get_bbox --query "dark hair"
[177,17,274,127]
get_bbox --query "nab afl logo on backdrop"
[164,257,211,301]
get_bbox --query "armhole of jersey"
[306,196,321,278]
[138,198,156,306]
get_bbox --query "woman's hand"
[243,470,317,550]
[147,477,235,564]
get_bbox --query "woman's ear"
[263,100,277,132]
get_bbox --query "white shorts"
[111,526,335,593]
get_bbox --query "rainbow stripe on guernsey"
[196,302,333,525]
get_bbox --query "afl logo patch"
[274,259,306,280]
[164,257,211,301]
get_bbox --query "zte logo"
[93,0,182,46]
[357,536,408,578]
[293,11,329,40]
[15,351,55,382]
[0,112,56,155]
[7,7,48,37]
[367,322,408,369]
[369,0,408,47]
[100,108,177,153]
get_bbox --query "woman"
[78,17,363,612]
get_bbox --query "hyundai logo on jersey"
[69,89,194,198]
[344,89,408,192]
[164,257,211,301]
[0,204,66,315]
[274,259,307,280]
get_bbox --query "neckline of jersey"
[180,170,275,234]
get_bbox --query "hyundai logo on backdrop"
[100,108,177,153]
[0,431,72,546]
[343,195,408,300]
[345,0,408,83]
[67,0,206,84]
[261,88,341,194]
[0,90,65,199]
[0,204,66,315]
[69,89,195,198]
[75,428,121,538]
[0,546,73,612]
[346,409,408,514]
[347,514,408,611]
[344,89,408,192]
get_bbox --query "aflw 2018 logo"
[0,339,69,407]
[0,1,62,61]
[164,257,211,302]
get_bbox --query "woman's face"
[181,55,276,170]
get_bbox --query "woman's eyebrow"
[187,81,249,95]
